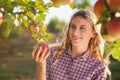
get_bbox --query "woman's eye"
[80,27,86,31]
[70,25,76,29]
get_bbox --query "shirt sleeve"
[92,62,107,80]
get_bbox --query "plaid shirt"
[46,47,106,80]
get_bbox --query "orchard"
[0,0,120,79]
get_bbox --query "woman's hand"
[32,44,50,64]
[32,44,49,80]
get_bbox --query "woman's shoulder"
[87,52,105,68]
[91,57,105,69]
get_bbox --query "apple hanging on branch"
[28,22,52,45]
[94,0,107,19]
[108,0,120,12]
[100,24,118,42]
[94,0,120,42]
[106,18,120,39]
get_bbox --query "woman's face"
[69,16,95,47]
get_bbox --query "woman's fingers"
[44,51,50,60]
[33,44,39,49]
[35,46,42,62]
[32,45,39,59]
[39,47,48,63]
[32,44,50,63]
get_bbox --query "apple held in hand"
[41,44,49,57]
[108,0,120,12]
[106,18,120,39]
[94,0,107,19]
[51,0,71,7]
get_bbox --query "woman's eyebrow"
[70,23,76,26]
[70,23,88,28]
[80,24,87,28]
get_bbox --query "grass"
[0,33,37,80]
[0,52,36,80]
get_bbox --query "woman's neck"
[71,46,88,58]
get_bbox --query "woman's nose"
[72,29,80,35]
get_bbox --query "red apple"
[41,44,49,56]
[101,24,117,42]
[106,18,120,39]
[93,0,107,18]
[108,0,120,12]
[51,0,71,7]
[0,12,3,25]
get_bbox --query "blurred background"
[0,0,120,80]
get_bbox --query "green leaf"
[112,49,120,62]
[69,2,76,9]
[111,39,120,62]
[41,25,47,32]
[35,0,48,13]
[27,11,35,20]
[1,24,11,38]
[21,15,28,29]
[23,0,28,3]
[35,13,46,23]
[75,0,91,9]
[45,2,54,7]
[1,14,14,38]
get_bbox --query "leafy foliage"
[111,40,120,62]
[0,0,53,44]
[74,0,91,9]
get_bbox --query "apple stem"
[103,0,116,19]
[103,0,110,11]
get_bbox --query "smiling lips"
[72,36,81,40]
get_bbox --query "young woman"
[32,9,107,80]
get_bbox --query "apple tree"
[0,0,91,44]
[0,0,55,45]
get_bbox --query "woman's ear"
[91,32,96,38]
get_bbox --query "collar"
[66,47,92,62]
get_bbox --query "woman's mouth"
[72,36,81,40]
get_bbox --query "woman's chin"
[71,43,81,47]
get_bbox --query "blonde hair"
[53,9,105,63]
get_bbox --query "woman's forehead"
[71,16,91,25]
